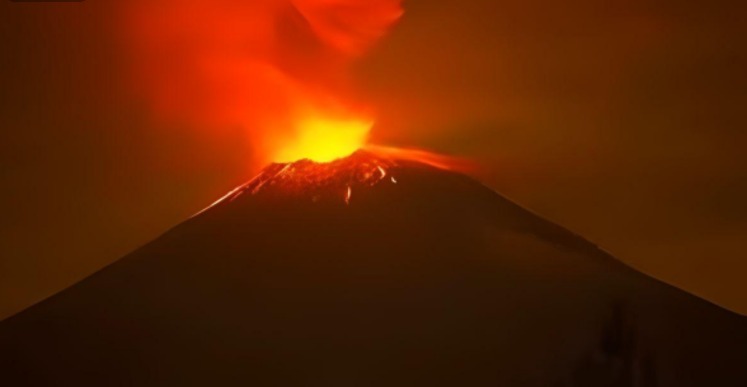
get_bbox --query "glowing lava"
[273,116,372,163]
[194,148,469,217]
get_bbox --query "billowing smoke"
[122,0,402,164]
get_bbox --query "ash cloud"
[121,0,402,164]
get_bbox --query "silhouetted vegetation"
[560,304,657,387]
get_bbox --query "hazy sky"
[1,0,746,319]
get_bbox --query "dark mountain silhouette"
[1,150,745,386]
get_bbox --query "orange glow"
[365,145,474,171]
[121,0,403,165]
[273,116,372,163]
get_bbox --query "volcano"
[1,150,745,386]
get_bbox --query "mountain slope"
[2,151,745,386]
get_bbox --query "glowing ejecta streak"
[191,183,247,218]
[376,165,387,178]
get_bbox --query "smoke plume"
[122,0,403,164]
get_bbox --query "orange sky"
[0,0,746,318]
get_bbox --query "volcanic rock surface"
[1,150,746,386]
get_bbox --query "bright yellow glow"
[273,117,371,163]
